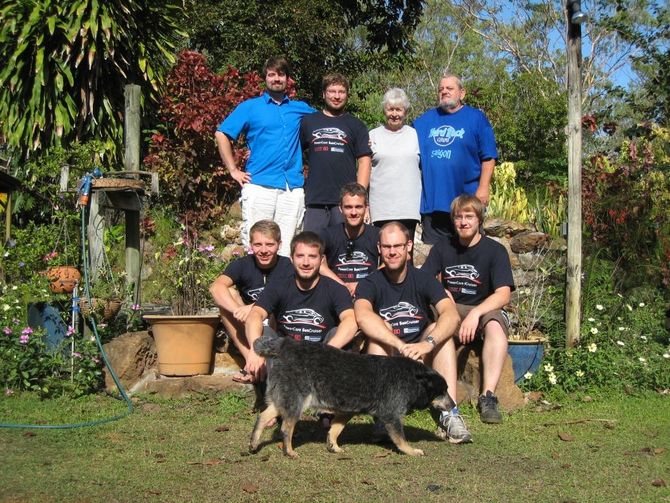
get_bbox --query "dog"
[249,333,453,457]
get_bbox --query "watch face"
[426,336,435,345]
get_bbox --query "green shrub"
[522,259,670,393]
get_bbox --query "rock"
[221,243,247,262]
[221,224,241,244]
[227,200,242,220]
[484,218,531,238]
[510,231,550,253]
[102,331,157,392]
[453,341,525,411]
[141,374,248,397]
[517,251,542,270]
[413,242,433,268]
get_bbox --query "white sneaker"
[438,410,473,444]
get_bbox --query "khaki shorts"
[455,303,510,338]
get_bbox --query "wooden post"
[4,193,10,243]
[87,191,105,280]
[565,0,583,347]
[124,84,142,302]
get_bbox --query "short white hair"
[382,88,410,111]
[441,72,464,89]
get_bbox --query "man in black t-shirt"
[423,194,515,424]
[210,220,294,383]
[301,73,372,234]
[320,183,379,297]
[354,222,472,444]
[244,232,358,382]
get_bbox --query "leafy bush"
[0,282,103,397]
[522,259,670,393]
[582,126,670,288]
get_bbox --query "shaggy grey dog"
[249,333,453,457]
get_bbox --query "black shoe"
[478,391,502,424]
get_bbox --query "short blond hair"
[451,194,484,223]
[250,219,281,242]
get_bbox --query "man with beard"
[244,232,358,382]
[422,194,515,424]
[354,222,472,444]
[300,74,372,234]
[215,56,315,256]
[319,183,380,297]
[413,73,498,244]
[210,220,294,383]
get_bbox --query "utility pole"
[565,0,585,347]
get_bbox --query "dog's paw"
[327,442,343,453]
[406,447,424,456]
[284,449,299,459]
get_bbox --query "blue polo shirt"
[217,92,316,190]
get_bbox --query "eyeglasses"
[453,214,477,222]
[345,240,355,261]
[379,242,408,252]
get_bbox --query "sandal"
[232,369,254,383]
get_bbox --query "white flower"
[616,293,623,298]
[2,252,8,258]
[588,343,597,353]
[638,357,646,363]
[639,302,645,307]
[588,317,596,322]
[590,327,599,335]
[640,335,647,342]
[616,340,625,346]
[548,373,558,385]
[626,304,633,311]
[575,370,585,378]
[524,372,533,380]
[543,363,554,373]
[663,353,669,359]
[596,304,604,311]
[617,317,623,321]
[11,285,17,291]
[618,327,625,331]
[2,304,9,311]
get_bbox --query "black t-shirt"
[355,265,447,343]
[300,112,372,205]
[256,276,353,343]
[223,255,294,305]
[321,224,380,283]
[422,235,515,305]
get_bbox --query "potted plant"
[42,251,81,294]
[80,270,125,322]
[143,224,221,377]
[506,246,558,383]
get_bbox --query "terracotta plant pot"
[45,266,82,294]
[143,314,219,377]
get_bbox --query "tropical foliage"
[0,0,185,160]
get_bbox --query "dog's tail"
[253,331,283,358]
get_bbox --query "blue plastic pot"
[507,340,545,383]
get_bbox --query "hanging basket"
[45,266,82,294]
[80,298,123,321]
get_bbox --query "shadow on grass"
[250,419,444,456]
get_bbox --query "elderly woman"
[368,88,421,243]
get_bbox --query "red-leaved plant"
[144,51,271,225]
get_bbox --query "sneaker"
[438,409,472,444]
[478,391,502,424]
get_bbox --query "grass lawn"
[1,390,668,502]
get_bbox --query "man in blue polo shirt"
[413,73,498,244]
[215,56,316,256]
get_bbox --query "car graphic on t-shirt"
[247,287,264,301]
[281,309,325,326]
[379,302,419,321]
[336,251,370,266]
[312,127,347,142]
[443,264,481,283]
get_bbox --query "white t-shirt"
[369,125,421,222]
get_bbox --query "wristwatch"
[425,335,436,349]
